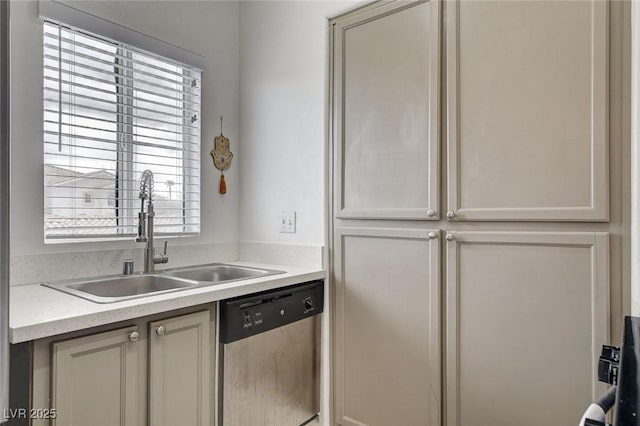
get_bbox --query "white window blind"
[43,20,201,241]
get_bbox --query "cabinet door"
[333,0,440,220]
[51,326,140,426]
[148,310,211,426]
[446,0,608,221]
[445,232,609,426]
[334,227,440,426]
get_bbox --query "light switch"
[279,211,296,233]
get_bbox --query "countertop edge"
[10,262,326,343]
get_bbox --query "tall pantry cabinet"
[329,1,628,426]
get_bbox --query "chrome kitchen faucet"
[137,170,168,273]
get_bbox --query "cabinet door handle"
[446,211,456,220]
[427,209,436,218]
[156,325,166,336]
[428,232,438,240]
[446,234,456,241]
[128,331,140,342]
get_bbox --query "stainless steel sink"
[161,264,285,285]
[43,274,198,303]
[42,263,285,303]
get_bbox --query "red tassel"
[219,174,227,194]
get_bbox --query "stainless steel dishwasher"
[218,280,324,426]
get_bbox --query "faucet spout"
[139,169,154,200]
[136,170,154,243]
[136,170,168,272]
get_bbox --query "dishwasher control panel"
[219,280,324,344]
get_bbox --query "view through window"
[43,21,201,241]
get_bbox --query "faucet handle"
[153,241,169,265]
[160,241,169,263]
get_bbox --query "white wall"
[10,1,240,259]
[238,1,361,247]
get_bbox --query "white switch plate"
[280,211,296,233]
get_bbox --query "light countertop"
[10,261,325,343]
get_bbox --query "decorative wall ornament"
[211,116,233,194]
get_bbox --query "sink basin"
[42,263,285,303]
[43,274,198,303]
[162,264,285,285]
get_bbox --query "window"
[43,20,201,241]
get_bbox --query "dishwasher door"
[219,281,323,426]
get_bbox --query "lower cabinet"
[333,227,441,426]
[148,311,211,426]
[444,232,609,426]
[47,309,212,426]
[333,229,610,426]
[51,326,141,426]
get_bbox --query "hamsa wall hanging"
[211,116,233,194]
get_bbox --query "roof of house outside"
[45,165,115,189]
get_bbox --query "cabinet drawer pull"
[156,325,166,336]
[128,331,140,342]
